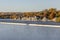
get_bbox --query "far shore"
[0,19,60,25]
[0,22,60,27]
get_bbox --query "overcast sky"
[0,0,60,12]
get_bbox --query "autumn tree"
[48,8,56,20]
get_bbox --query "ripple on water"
[0,24,60,40]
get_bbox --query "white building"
[52,17,56,22]
[42,17,48,21]
[22,16,37,21]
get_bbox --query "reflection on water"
[0,24,60,40]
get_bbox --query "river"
[0,23,60,40]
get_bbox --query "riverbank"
[0,19,60,25]
[0,22,60,27]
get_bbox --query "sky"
[0,0,60,12]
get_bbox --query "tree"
[56,17,60,22]
[48,8,56,20]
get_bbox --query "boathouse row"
[0,12,44,20]
[0,12,56,22]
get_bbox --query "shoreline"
[0,19,60,25]
[0,22,60,27]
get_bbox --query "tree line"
[0,8,60,22]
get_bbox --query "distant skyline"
[0,0,60,12]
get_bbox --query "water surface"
[0,24,60,40]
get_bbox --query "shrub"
[56,17,60,22]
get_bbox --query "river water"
[0,24,60,40]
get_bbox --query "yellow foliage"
[56,17,60,22]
